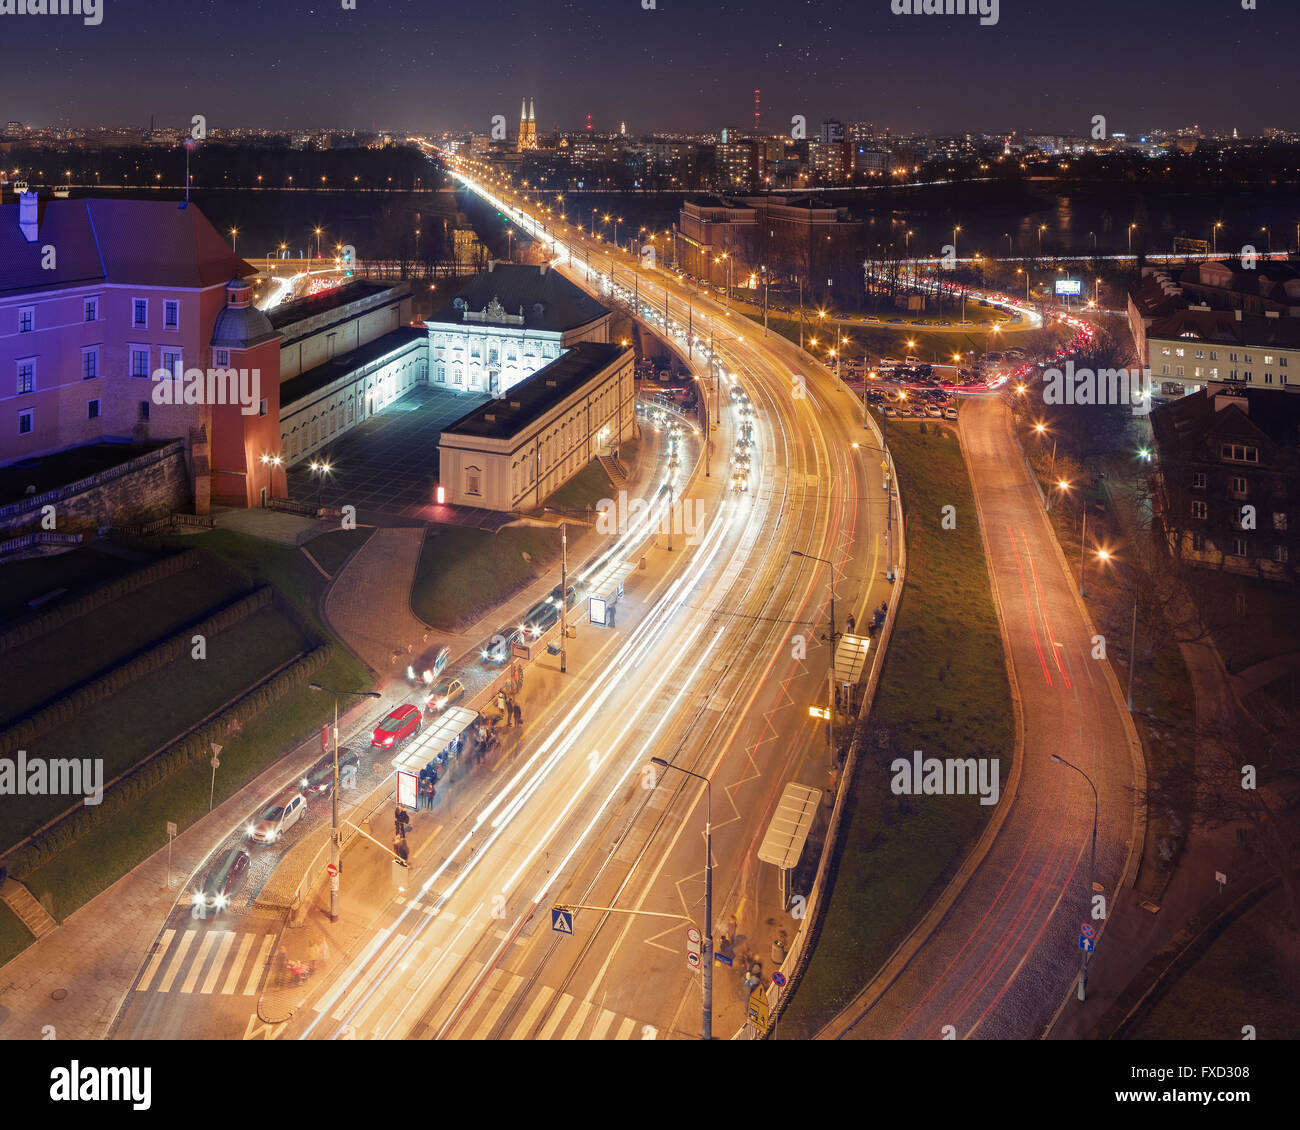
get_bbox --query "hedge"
[2,643,332,876]
[0,586,272,757]
[0,549,199,653]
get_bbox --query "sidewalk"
[0,696,386,1040]
[1047,452,1252,1038]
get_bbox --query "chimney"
[19,191,39,242]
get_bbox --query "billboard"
[1055,279,1083,296]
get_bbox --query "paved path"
[0,699,379,1040]
[323,526,430,681]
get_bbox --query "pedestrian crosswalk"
[309,925,656,1040]
[135,927,276,997]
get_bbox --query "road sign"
[1080,923,1095,940]
[686,951,700,969]
[326,863,338,878]
[686,926,701,946]
[166,821,177,838]
[1078,935,1094,953]
[747,986,769,1030]
[551,907,574,935]
[714,951,733,966]
[772,971,786,988]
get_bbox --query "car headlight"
[214,893,229,911]
[245,825,256,838]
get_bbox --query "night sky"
[3,0,1298,135]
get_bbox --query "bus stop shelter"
[588,561,637,626]
[391,706,479,774]
[757,781,822,906]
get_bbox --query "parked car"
[196,848,250,913]
[522,601,560,639]
[944,405,959,419]
[246,791,307,845]
[370,704,421,748]
[301,747,361,798]
[481,625,523,665]
[425,678,465,713]
[406,646,451,688]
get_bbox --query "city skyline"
[1,0,1298,135]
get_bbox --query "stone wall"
[0,442,192,536]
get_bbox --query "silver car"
[246,791,307,845]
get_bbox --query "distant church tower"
[519,97,537,151]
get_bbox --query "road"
[819,392,1141,1039]
[276,160,893,1041]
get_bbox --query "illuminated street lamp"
[308,684,382,922]
[649,758,714,1040]
[308,459,332,511]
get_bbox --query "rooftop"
[1148,306,1300,349]
[0,197,253,296]
[428,262,609,334]
[280,325,427,407]
[442,341,628,441]
[266,279,397,331]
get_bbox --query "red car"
[371,704,422,749]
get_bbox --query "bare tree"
[1135,701,1300,931]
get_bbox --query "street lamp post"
[309,460,332,511]
[308,684,382,923]
[790,550,838,757]
[1050,753,1099,1001]
[649,757,713,1040]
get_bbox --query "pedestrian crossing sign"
[552,907,574,935]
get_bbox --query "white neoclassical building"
[438,341,635,512]
[425,261,611,398]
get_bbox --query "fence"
[0,531,84,558]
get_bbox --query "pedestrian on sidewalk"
[394,804,410,839]
[308,940,321,974]
[514,702,522,727]
[845,613,855,634]
[393,836,409,863]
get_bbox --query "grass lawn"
[1128,889,1300,1040]
[411,524,564,632]
[0,606,313,854]
[542,460,615,516]
[12,528,378,920]
[0,545,145,628]
[0,897,34,967]
[0,554,252,727]
[780,416,1014,1039]
[303,527,375,576]
[19,643,372,921]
